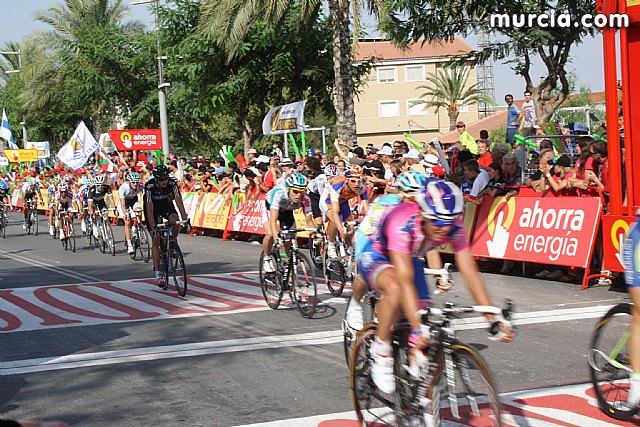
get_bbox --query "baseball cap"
[456,121,465,127]
[377,146,394,156]
[554,155,571,168]
[422,153,439,168]
[247,148,258,154]
[403,148,421,160]
[295,158,304,165]
[214,167,225,175]
[574,122,589,132]
[279,158,293,167]
[256,155,270,164]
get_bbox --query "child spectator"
[463,159,490,203]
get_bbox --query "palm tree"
[417,63,495,131]
[199,0,388,148]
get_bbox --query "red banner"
[601,214,636,272]
[108,129,162,151]
[471,189,602,267]
[227,193,267,234]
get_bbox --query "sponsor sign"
[190,192,232,230]
[0,156,8,166]
[3,149,38,163]
[25,141,50,158]
[602,214,636,272]
[262,100,307,135]
[471,191,602,267]
[108,129,162,151]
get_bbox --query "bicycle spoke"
[292,253,317,318]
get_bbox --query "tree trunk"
[327,0,357,148]
[521,47,570,124]
[92,114,102,138]
[240,113,257,158]
[448,107,459,131]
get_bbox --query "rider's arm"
[333,138,350,161]
[174,191,188,220]
[269,207,280,236]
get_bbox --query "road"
[0,212,635,426]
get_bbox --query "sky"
[3,0,607,103]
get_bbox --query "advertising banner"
[25,141,50,159]
[471,191,602,267]
[262,100,307,135]
[108,129,162,151]
[190,193,231,230]
[4,149,39,163]
[602,214,637,272]
[0,156,8,166]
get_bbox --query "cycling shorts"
[357,240,430,305]
[144,202,177,231]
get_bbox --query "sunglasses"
[157,176,170,181]
[422,214,455,227]
[348,178,362,185]
[290,188,306,194]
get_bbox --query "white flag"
[56,121,100,170]
[262,100,307,135]
[1,110,18,149]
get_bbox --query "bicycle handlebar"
[155,219,190,230]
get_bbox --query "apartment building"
[353,39,480,147]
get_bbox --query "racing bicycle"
[0,203,11,239]
[323,220,358,297]
[343,263,455,365]
[588,302,639,420]
[350,300,514,427]
[24,199,39,236]
[259,228,318,318]
[93,208,116,256]
[155,219,189,297]
[59,209,77,253]
[128,207,151,262]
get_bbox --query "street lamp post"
[132,0,170,156]
[1,50,28,145]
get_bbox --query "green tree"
[161,0,337,156]
[384,0,597,122]
[199,0,387,147]
[417,63,494,131]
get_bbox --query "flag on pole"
[1,110,18,149]
[56,121,100,170]
[96,149,117,172]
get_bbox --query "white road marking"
[0,248,101,283]
[1,303,620,375]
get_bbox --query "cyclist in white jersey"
[119,172,144,255]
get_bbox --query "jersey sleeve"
[301,194,312,215]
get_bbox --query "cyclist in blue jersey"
[262,172,314,273]
[623,211,640,408]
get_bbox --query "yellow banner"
[191,192,231,230]
[3,149,39,163]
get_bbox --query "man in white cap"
[377,145,395,180]
[402,148,425,173]
[421,153,440,176]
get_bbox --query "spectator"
[169,160,182,181]
[246,148,258,164]
[376,145,395,180]
[295,158,307,176]
[402,149,425,172]
[385,159,403,194]
[525,148,555,193]
[393,140,409,157]
[456,121,478,155]
[477,140,493,169]
[479,162,505,199]
[271,142,283,159]
[491,143,511,172]
[591,140,609,195]
[539,155,584,193]
[321,153,329,166]
[336,159,347,174]
[519,90,537,136]
[502,153,523,187]
[574,136,596,179]
[505,94,522,145]
[478,129,492,148]
[462,159,490,202]
[334,138,367,166]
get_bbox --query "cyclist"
[261,172,314,273]
[21,177,41,230]
[361,179,515,394]
[88,175,114,238]
[622,210,640,408]
[144,165,189,287]
[119,172,144,255]
[320,164,369,260]
[0,181,9,224]
[48,178,60,236]
[77,178,93,233]
[54,183,73,241]
[345,170,429,330]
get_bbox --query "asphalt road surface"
[0,212,634,426]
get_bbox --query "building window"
[407,99,427,116]
[377,67,396,83]
[405,65,424,82]
[379,101,399,117]
[457,103,469,113]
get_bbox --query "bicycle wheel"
[139,227,151,263]
[259,252,284,309]
[68,222,76,253]
[60,219,68,250]
[309,236,323,269]
[1,213,5,239]
[431,344,502,427]
[170,243,188,297]
[588,303,637,420]
[291,253,318,318]
[159,244,169,291]
[85,217,93,246]
[33,211,39,236]
[343,295,377,366]
[103,221,116,256]
[350,324,397,426]
[323,245,346,297]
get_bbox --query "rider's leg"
[629,287,640,407]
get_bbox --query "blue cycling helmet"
[284,172,308,190]
[0,181,8,190]
[416,179,464,223]
[306,148,316,156]
[397,170,428,193]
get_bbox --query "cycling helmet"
[58,183,68,191]
[86,179,95,187]
[64,175,72,182]
[397,170,428,193]
[416,179,464,223]
[126,172,140,182]
[52,178,61,185]
[345,164,363,178]
[284,172,308,190]
[324,164,339,178]
[95,175,106,185]
[153,164,170,178]
[28,177,37,186]
[0,181,8,190]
